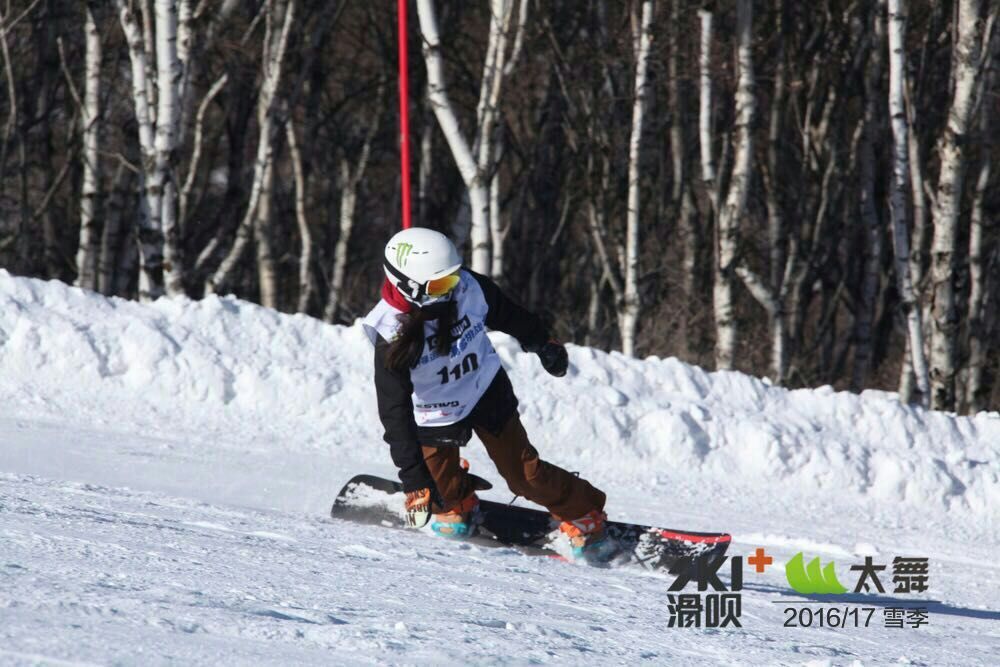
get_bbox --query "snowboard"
[330,474,731,572]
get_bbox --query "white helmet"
[383,227,463,305]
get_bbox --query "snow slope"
[1,270,998,665]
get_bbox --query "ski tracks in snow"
[2,472,996,665]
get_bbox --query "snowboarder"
[363,227,614,561]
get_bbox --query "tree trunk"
[851,1,886,392]
[765,0,788,383]
[488,132,506,280]
[98,162,128,295]
[887,0,931,407]
[620,0,654,358]
[668,0,699,359]
[254,158,279,309]
[325,158,358,323]
[324,90,381,323]
[115,0,164,301]
[154,0,185,297]
[207,0,295,296]
[928,0,985,410]
[416,0,515,273]
[714,1,756,371]
[418,94,434,227]
[899,75,931,402]
[697,9,718,217]
[965,24,997,413]
[286,117,314,314]
[75,4,102,291]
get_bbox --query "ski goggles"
[425,272,460,297]
[385,262,461,302]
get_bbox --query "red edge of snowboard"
[659,529,732,545]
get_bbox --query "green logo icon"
[785,552,848,594]
[396,242,414,267]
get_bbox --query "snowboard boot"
[559,510,617,563]
[430,493,481,538]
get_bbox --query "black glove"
[534,339,569,377]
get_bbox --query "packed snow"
[1,270,998,665]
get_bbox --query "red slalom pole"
[398,0,412,229]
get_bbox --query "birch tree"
[667,0,701,359]
[702,1,757,371]
[965,23,997,413]
[154,0,185,297]
[697,9,718,220]
[115,0,163,300]
[620,0,654,357]
[206,0,295,299]
[114,0,189,300]
[324,91,384,323]
[286,117,313,314]
[416,0,516,273]
[74,4,102,291]
[887,0,930,406]
[928,0,987,411]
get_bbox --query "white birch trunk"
[417,0,514,274]
[179,73,228,227]
[488,135,506,280]
[286,117,314,314]
[928,0,984,410]
[207,0,295,296]
[418,95,434,226]
[154,0,184,296]
[965,25,997,413]
[899,76,930,401]
[115,0,164,301]
[714,1,756,370]
[75,5,101,292]
[254,159,279,309]
[139,0,157,125]
[697,9,717,216]
[887,0,931,407]
[325,159,359,323]
[324,95,381,323]
[764,0,789,384]
[175,0,193,121]
[417,0,484,266]
[620,0,654,358]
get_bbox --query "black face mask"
[418,299,453,320]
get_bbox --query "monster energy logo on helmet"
[396,242,414,267]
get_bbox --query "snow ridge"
[1,270,997,519]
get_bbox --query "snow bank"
[1,270,997,517]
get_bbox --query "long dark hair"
[385,299,458,371]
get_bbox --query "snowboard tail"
[331,474,731,571]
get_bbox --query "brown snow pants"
[421,414,606,522]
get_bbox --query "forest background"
[0,0,996,413]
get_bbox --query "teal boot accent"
[570,534,619,564]
[429,497,481,538]
[430,518,475,538]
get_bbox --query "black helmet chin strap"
[383,260,426,302]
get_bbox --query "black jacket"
[373,270,549,492]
